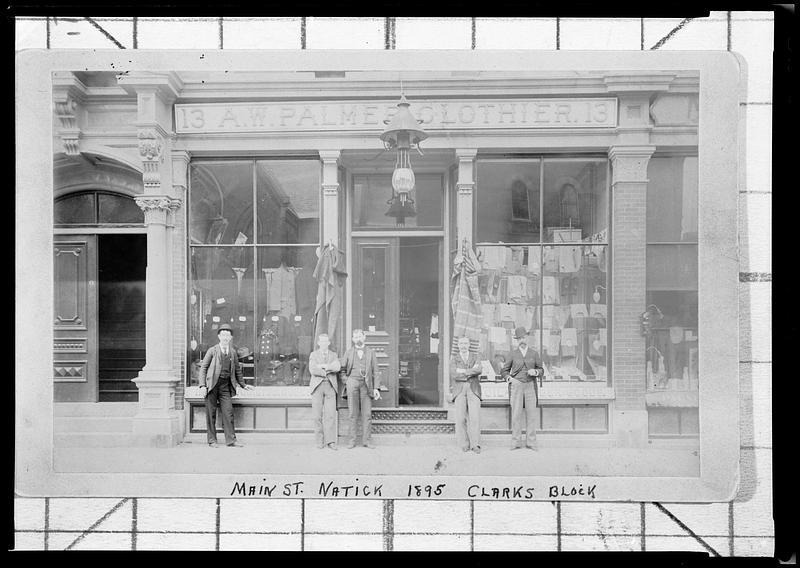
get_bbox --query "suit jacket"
[339,346,381,391]
[308,349,341,394]
[449,352,483,400]
[501,347,544,399]
[199,344,247,394]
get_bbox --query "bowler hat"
[217,324,233,334]
[513,326,528,340]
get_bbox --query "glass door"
[352,236,442,407]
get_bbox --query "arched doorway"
[54,189,146,402]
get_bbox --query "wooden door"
[352,238,398,407]
[54,235,99,402]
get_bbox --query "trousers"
[509,378,538,447]
[205,379,236,445]
[346,377,372,444]
[454,388,481,450]
[311,380,337,446]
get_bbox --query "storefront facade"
[53,68,703,448]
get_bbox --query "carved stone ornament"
[138,129,164,162]
[134,196,180,213]
[54,96,81,156]
[54,97,78,129]
[457,182,475,196]
[609,147,655,185]
[322,182,339,197]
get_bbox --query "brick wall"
[610,180,647,411]
[172,198,186,410]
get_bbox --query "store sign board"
[175,98,618,134]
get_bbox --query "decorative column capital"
[135,195,181,225]
[609,145,656,185]
[318,150,341,163]
[455,148,478,161]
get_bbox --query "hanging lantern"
[380,94,428,226]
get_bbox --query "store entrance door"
[352,236,443,408]
[54,235,99,402]
[54,234,146,402]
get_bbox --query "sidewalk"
[54,435,700,477]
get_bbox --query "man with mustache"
[501,327,544,450]
[339,329,381,449]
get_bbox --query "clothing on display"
[543,247,559,272]
[527,247,541,274]
[506,275,528,303]
[561,327,578,357]
[430,314,439,353]
[499,303,515,322]
[263,264,301,318]
[542,276,560,304]
[545,330,561,356]
[570,304,589,319]
[558,245,581,273]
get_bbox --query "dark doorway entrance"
[98,234,146,402]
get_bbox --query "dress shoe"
[363,442,376,449]
[527,444,539,451]
[316,442,325,449]
[510,445,523,450]
[208,442,219,448]
[327,443,338,451]
[472,446,482,454]
[227,442,244,447]
[347,441,357,449]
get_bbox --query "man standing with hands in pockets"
[501,327,544,451]
[308,333,341,450]
[339,329,381,449]
[198,324,255,448]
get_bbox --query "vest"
[351,350,367,378]
[219,348,231,378]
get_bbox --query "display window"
[645,155,699,437]
[473,157,609,384]
[187,159,321,388]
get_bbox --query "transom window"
[54,190,144,226]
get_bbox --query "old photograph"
[17,50,740,501]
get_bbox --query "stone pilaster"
[455,149,478,247]
[120,72,184,447]
[609,145,655,447]
[319,150,341,246]
[171,151,190,412]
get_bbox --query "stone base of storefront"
[612,409,650,448]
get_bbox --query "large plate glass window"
[645,155,699,437]
[188,159,321,388]
[474,157,609,392]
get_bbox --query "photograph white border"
[16,49,741,501]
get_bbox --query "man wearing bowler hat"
[198,323,255,447]
[501,326,544,450]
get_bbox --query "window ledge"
[185,385,311,403]
[481,381,615,402]
[645,390,699,408]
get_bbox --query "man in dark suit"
[339,329,381,449]
[501,326,544,450]
[449,336,483,453]
[198,324,255,447]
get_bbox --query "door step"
[372,408,448,421]
[370,407,453,434]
